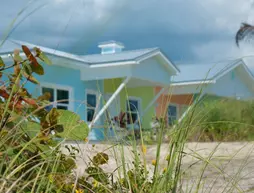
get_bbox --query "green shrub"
[0,45,89,192]
[189,96,254,141]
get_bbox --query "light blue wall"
[2,62,108,141]
[28,64,105,140]
[205,69,253,99]
[24,64,103,121]
[132,57,172,85]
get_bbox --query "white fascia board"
[0,52,90,70]
[238,59,254,82]
[213,60,242,81]
[170,80,216,86]
[136,51,180,75]
[158,52,180,74]
[89,61,137,68]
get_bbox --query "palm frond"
[236,22,254,47]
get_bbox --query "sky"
[1,0,254,64]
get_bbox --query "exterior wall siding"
[155,68,254,121]
[23,64,104,140]
[205,69,253,99]
[104,78,155,130]
[132,57,172,85]
[155,86,194,119]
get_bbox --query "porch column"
[88,76,131,129]
[142,86,168,117]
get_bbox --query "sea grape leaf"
[22,45,38,66]
[31,62,44,75]
[56,110,89,140]
[22,71,39,84]
[34,47,52,65]
[0,56,5,67]
[92,152,109,166]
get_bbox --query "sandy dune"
[62,142,254,192]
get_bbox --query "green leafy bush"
[189,96,254,141]
[0,45,89,192]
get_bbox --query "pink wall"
[155,87,194,119]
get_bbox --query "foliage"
[0,45,88,192]
[189,97,254,141]
[235,22,254,47]
[0,44,249,193]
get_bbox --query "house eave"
[90,61,137,68]
[170,80,216,86]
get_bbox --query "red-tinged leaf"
[34,47,52,65]
[9,101,23,111]
[0,57,5,67]
[22,45,39,67]
[31,62,44,75]
[0,89,9,99]
[23,98,37,106]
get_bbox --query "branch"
[0,58,29,72]
[0,63,17,71]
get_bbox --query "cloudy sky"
[1,0,254,63]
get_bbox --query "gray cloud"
[1,0,254,62]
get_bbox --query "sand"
[62,142,254,192]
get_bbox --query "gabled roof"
[172,59,246,85]
[0,40,22,54]
[0,39,179,74]
[242,56,254,72]
[80,47,159,64]
[0,39,89,65]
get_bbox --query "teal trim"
[231,71,235,80]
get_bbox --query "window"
[86,90,98,122]
[168,104,178,125]
[126,98,141,124]
[41,85,71,111]
[102,47,114,54]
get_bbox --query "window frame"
[167,103,178,126]
[126,96,142,124]
[86,89,100,124]
[40,82,73,111]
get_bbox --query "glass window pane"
[127,100,139,112]
[168,105,177,125]
[57,105,68,110]
[168,105,177,117]
[42,87,54,102]
[87,94,96,108]
[87,109,95,122]
[57,89,69,104]
[127,112,138,124]
[168,116,176,125]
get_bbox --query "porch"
[87,77,173,141]
[80,51,179,141]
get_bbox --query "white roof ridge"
[81,47,159,57]
[176,58,240,66]
[10,39,82,57]
[10,39,159,61]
